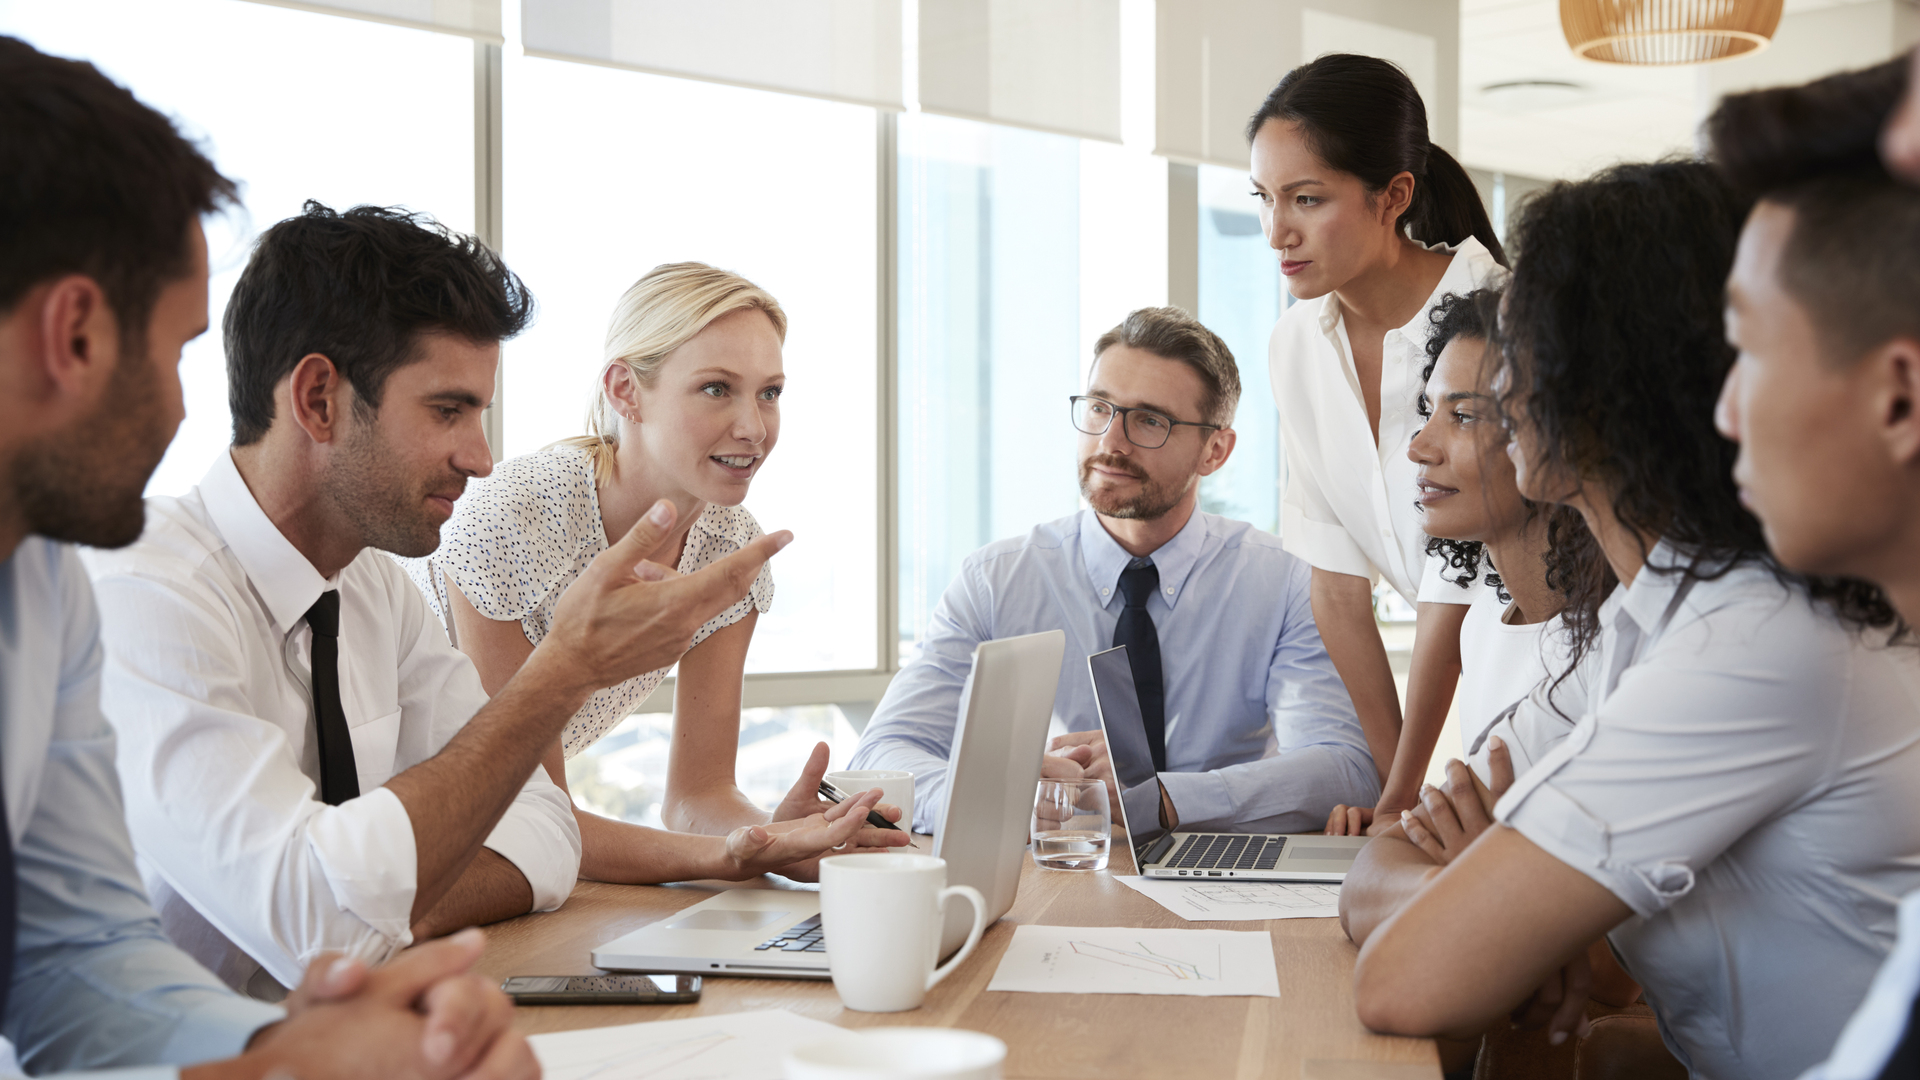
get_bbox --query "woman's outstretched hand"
[721,787,908,879]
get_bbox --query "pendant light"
[1561,0,1784,65]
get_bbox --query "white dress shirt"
[1453,581,1586,785]
[1495,544,1920,1080]
[0,536,281,1079]
[1268,237,1505,605]
[83,452,581,994]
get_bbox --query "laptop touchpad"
[1287,846,1361,866]
[664,909,793,931]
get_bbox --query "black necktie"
[304,591,358,806]
[1115,560,1167,772]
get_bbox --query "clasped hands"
[1389,739,1598,1046]
[197,929,531,1080]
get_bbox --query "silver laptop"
[590,630,1067,979]
[1088,645,1367,881]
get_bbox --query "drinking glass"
[1031,778,1111,871]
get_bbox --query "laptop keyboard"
[1166,834,1286,871]
[753,913,826,953]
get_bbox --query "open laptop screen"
[1087,646,1167,851]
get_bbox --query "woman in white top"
[1247,54,1509,835]
[1350,161,1920,1079]
[1403,288,1607,783]
[1709,61,1920,1080]
[1339,288,1633,1074]
[406,262,906,884]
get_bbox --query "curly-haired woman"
[1401,288,1610,783]
[1349,160,1920,1079]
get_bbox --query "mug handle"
[925,884,989,991]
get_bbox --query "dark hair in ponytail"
[1247,53,1507,266]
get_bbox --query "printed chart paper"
[528,1008,845,1080]
[1115,874,1342,921]
[985,924,1280,997]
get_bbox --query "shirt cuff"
[306,786,418,948]
[1495,723,1690,919]
[1157,771,1234,832]
[482,793,582,914]
[1278,506,1377,582]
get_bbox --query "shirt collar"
[1612,537,1693,637]
[1078,506,1209,610]
[1314,235,1497,339]
[198,449,338,635]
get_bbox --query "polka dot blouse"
[398,446,774,759]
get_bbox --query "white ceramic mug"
[818,854,987,1012]
[824,769,914,833]
[785,1027,1006,1080]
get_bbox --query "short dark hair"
[225,202,535,445]
[0,36,235,350]
[1092,307,1241,426]
[1498,160,1899,665]
[1247,53,1506,266]
[1707,56,1920,367]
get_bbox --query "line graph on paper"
[1061,938,1220,982]
[986,925,1282,997]
[1185,882,1340,913]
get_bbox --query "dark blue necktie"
[304,591,359,806]
[1115,561,1167,773]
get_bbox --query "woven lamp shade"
[1561,0,1783,64]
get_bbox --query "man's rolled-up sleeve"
[478,767,581,912]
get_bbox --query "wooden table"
[478,843,1440,1079]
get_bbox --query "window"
[894,114,1168,658]
[894,113,1084,657]
[1195,163,1284,534]
[0,0,475,499]
[503,55,879,675]
[566,704,864,829]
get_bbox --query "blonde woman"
[404,262,906,883]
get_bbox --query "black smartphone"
[500,974,702,1005]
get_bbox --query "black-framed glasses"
[1069,395,1219,450]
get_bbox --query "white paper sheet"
[528,1008,845,1080]
[985,924,1280,998]
[1114,874,1342,921]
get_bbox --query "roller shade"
[1157,0,1455,171]
[522,0,905,110]
[239,0,502,42]
[919,0,1122,143]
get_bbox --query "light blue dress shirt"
[852,509,1377,833]
[0,537,281,1078]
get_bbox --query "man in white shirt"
[84,200,835,999]
[0,35,533,1077]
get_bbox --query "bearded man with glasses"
[852,307,1374,836]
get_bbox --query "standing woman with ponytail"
[1248,54,1508,834]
